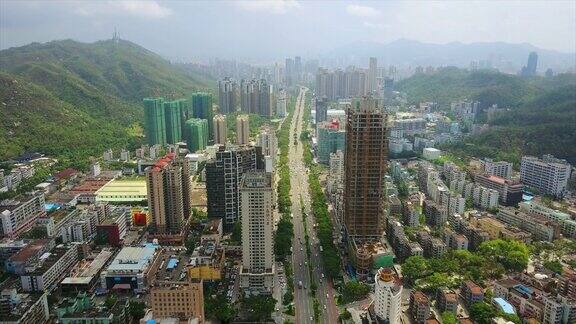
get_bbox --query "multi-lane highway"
[289,87,339,324]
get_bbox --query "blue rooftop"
[513,284,532,296]
[167,258,179,270]
[493,297,516,315]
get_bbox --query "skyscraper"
[191,92,214,140]
[146,153,184,234]
[315,97,328,124]
[239,79,270,116]
[239,171,275,294]
[205,145,260,227]
[374,268,402,324]
[344,96,389,241]
[285,58,294,86]
[256,126,278,161]
[164,100,182,144]
[185,118,208,152]
[368,57,377,93]
[294,56,302,83]
[213,114,227,145]
[521,52,538,76]
[218,77,237,114]
[236,115,250,145]
[276,88,287,117]
[144,98,167,145]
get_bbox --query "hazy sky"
[1,0,575,61]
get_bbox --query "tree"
[205,293,237,323]
[418,272,451,292]
[339,309,352,320]
[543,260,563,274]
[479,239,529,272]
[465,197,474,210]
[441,311,457,324]
[341,281,370,303]
[128,300,146,321]
[402,256,430,284]
[241,295,276,322]
[185,233,198,255]
[104,294,117,309]
[231,221,242,244]
[469,302,497,324]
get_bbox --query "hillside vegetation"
[398,68,576,164]
[0,39,214,167]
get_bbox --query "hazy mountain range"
[326,39,576,72]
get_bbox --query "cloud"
[115,1,172,18]
[73,1,172,19]
[236,0,300,15]
[363,22,388,30]
[346,4,381,18]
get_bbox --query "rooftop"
[61,249,113,285]
[8,239,52,263]
[493,297,516,315]
[95,179,147,201]
[106,246,157,273]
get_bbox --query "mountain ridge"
[0,38,215,167]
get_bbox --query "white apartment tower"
[521,155,571,198]
[240,171,275,295]
[256,126,278,161]
[213,114,227,145]
[374,267,402,324]
[236,115,250,145]
[482,158,513,179]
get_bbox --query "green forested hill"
[397,68,576,164]
[0,39,214,166]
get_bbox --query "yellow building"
[149,280,204,323]
[187,241,225,281]
[95,179,147,203]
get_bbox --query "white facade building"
[240,171,275,294]
[521,155,571,198]
[374,267,402,324]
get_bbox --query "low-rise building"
[410,290,430,324]
[437,290,458,313]
[0,194,46,238]
[60,249,114,293]
[461,281,484,306]
[0,289,49,324]
[5,239,55,275]
[55,292,128,324]
[100,245,158,292]
[497,207,560,242]
[188,240,225,281]
[20,244,79,292]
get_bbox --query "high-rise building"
[276,88,287,117]
[239,171,275,294]
[344,96,389,241]
[213,114,227,145]
[285,58,294,86]
[315,97,328,124]
[294,56,302,83]
[205,145,259,227]
[236,115,250,145]
[191,92,214,140]
[521,52,538,77]
[164,100,182,144]
[145,153,185,234]
[374,268,402,323]
[474,173,524,206]
[368,57,377,93]
[218,77,237,114]
[185,119,209,152]
[240,79,271,116]
[144,98,167,145]
[520,155,571,198]
[256,126,278,160]
[316,120,345,164]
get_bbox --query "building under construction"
[344,96,389,242]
